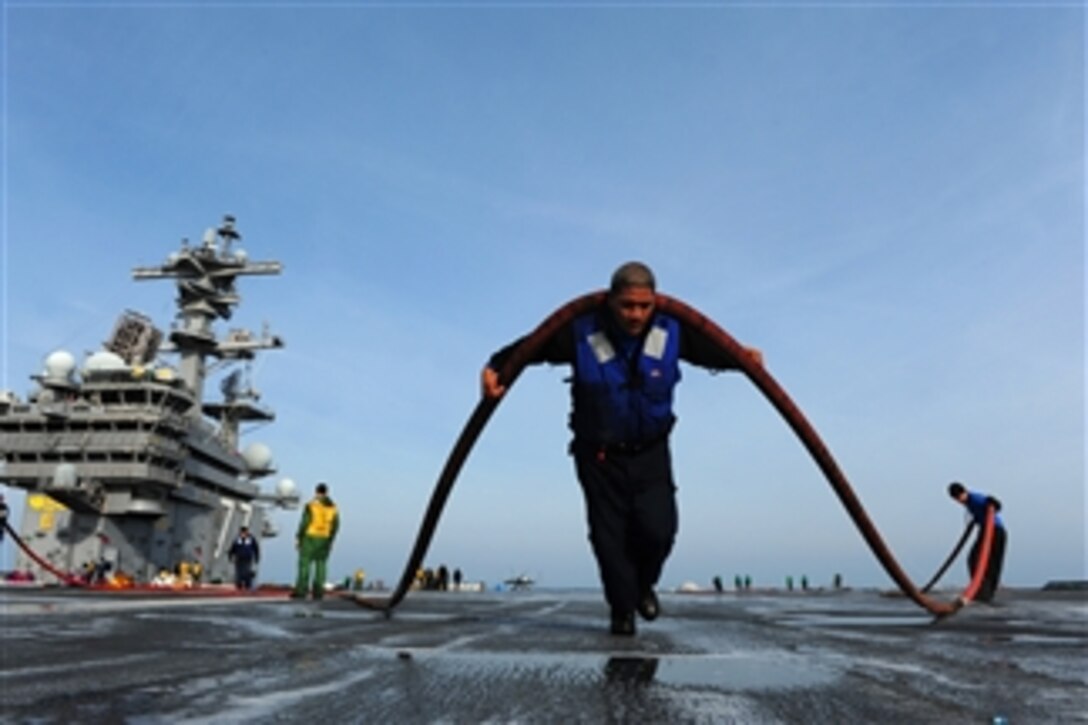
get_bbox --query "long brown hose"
[354,291,996,617]
[920,521,975,594]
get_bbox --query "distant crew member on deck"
[948,481,1007,602]
[291,482,340,600]
[228,525,260,590]
[0,493,8,542]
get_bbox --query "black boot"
[637,590,660,621]
[610,610,636,636]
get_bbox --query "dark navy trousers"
[573,439,678,616]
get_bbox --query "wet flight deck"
[0,587,1084,723]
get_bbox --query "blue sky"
[1,2,1083,592]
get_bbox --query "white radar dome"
[242,442,273,471]
[43,350,77,380]
[276,478,297,498]
[84,351,128,373]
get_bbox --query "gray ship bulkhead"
[0,216,296,586]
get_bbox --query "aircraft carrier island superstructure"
[0,216,298,585]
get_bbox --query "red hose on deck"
[959,505,997,603]
[3,520,85,587]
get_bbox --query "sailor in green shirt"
[291,482,339,600]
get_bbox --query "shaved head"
[609,262,656,295]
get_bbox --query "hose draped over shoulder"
[355,291,996,618]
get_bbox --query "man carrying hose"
[482,262,762,635]
[948,481,1007,602]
